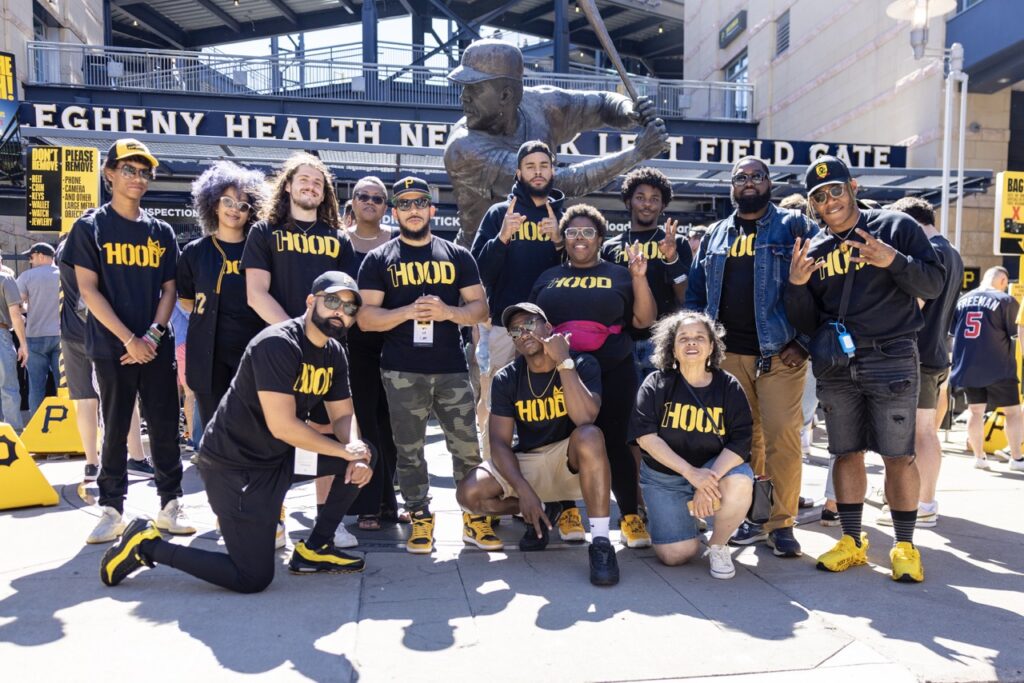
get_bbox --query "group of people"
[15,129,1009,595]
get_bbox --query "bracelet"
[122,334,135,346]
[143,329,162,347]
[663,255,679,265]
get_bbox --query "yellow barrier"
[0,422,59,510]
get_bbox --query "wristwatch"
[556,358,576,371]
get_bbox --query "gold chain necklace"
[527,367,558,399]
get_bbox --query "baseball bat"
[577,0,640,103]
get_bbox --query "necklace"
[293,218,317,235]
[830,225,857,253]
[526,366,558,399]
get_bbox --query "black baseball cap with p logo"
[805,155,852,195]
[392,176,431,200]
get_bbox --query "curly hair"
[558,203,608,239]
[888,196,935,226]
[649,310,727,372]
[260,153,342,230]
[190,161,266,235]
[778,193,807,212]
[620,166,673,206]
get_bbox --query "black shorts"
[918,366,949,411]
[964,377,1020,408]
[61,338,99,401]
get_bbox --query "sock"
[918,500,938,514]
[306,531,331,549]
[890,509,917,545]
[836,503,863,546]
[590,516,610,540]
[316,504,324,516]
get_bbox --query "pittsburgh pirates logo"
[404,179,414,189]
[0,434,17,467]
[815,163,829,179]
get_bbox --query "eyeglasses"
[219,196,253,213]
[810,184,846,205]
[731,172,768,186]
[354,192,385,205]
[564,227,598,240]
[317,294,359,316]
[119,164,154,182]
[394,197,431,211]
[507,318,544,339]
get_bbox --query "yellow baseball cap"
[107,138,159,169]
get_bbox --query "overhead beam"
[196,0,242,34]
[111,21,171,49]
[426,0,480,39]
[265,0,299,27]
[184,4,408,47]
[118,4,187,50]
[608,16,663,41]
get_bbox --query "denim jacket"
[685,202,818,357]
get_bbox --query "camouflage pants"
[381,370,481,512]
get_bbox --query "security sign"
[26,145,100,233]
[994,171,1024,255]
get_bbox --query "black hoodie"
[470,180,566,325]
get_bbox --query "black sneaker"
[518,502,561,552]
[798,496,815,509]
[100,517,162,586]
[126,458,155,478]
[820,508,841,527]
[83,464,99,482]
[728,520,767,546]
[766,527,803,558]
[588,537,620,586]
[288,541,365,574]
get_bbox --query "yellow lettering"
[293,363,334,396]
[225,259,241,275]
[195,293,207,315]
[386,260,456,288]
[273,230,341,257]
[102,240,164,268]
[729,233,756,258]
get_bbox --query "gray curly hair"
[190,161,267,235]
[649,310,727,371]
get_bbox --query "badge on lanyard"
[413,320,434,347]
[294,447,318,476]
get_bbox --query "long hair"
[649,310,727,372]
[260,153,341,230]
[190,161,266,235]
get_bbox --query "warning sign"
[26,145,100,233]
[994,171,1024,255]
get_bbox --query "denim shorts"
[816,337,919,457]
[639,456,754,545]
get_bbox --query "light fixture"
[998,77,1011,84]
[658,25,664,34]
[132,19,138,26]
[234,0,239,5]
[885,0,955,58]
[575,3,580,12]
[579,51,585,58]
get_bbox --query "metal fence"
[26,41,754,122]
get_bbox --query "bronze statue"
[445,39,669,247]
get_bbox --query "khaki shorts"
[477,437,583,502]
[485,324,517,377]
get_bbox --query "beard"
[632,212,658,230]
[291,193,322,212]
[398,221,431,241]
[733,188,772,214]
[312,308,348,341]
[524,176,553,198]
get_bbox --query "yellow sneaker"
[619,514,652,548]
[462,513,503,551]
[558,507,586,542]
[890,541,924,583]
[816,533,869,572]
[406,512,435,555]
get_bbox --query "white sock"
[919,500,938,513]
[590,516,609,540]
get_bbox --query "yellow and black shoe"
[100,517,162,587]
[288,541,365,574]
[890,541,924,583]
[462,513,503,551]
[816,533,869,573]
[406,511,435,555]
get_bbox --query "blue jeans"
[27,335,61,419]
[0,329,24,430]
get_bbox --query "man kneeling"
[456,303,619,586]
[100,272,374,593]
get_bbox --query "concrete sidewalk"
[2,424,1022,682]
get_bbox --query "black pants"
[347,337,399,516]
[94,342,182,512]
[596,354,640,516]
[143,447,376,594]
[194,352,238,428]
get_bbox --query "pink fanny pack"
[552,321,623,352]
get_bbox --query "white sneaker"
[334,524,358,549]
[800,426,812,456]
[275,522,287,550]
[990,449,1011,463]
[974,457,991,470]
[704,544,735,580]
[878,503,938,528]
[1010,458,1024,472]
[156,499,197,535]
[86,506,125,544]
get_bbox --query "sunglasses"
[731,172,768,186]
[118,164,154,182]
[564,227,598,240]
[354,192,385,205]
[317,293,359,316]
[394,197,431,211]
[219,195,253,213]
[507,318,544,339]
[810,184,846,205]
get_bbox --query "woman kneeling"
[629,311,754,579]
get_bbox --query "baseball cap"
[501,302,548,329]
[106,138,159,169]
[517,140,555,166]
[310,271,361,305]
[392,176,431,200]
[805,155,852,195]
[447,39,524,84]
[22,242,56,257]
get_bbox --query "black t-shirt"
[917,235,964,370]
[490,353,601,452]
[200,316,352,469]
[63,203,178,359]
[949,288,1019,389]
[241,219,355,317]
[530,260,635,370]
[357,236,481,374]
[717,216,760,355]
[215,239,265,361]
[55,236,86,345]
[628,369,753,473]
[601,227,692,340]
